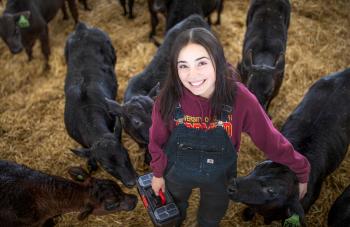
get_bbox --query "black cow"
[0,160,137,227]
[148,0,223,45]
[105,15,210,165]
[328,184,350,227]
[227,68,350,224]
[0,0,78,70]
[119,0,134,19]
[238,0,290,112]
[64,22,137,188]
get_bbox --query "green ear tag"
[283,214,300,227]
[17,15,30,28]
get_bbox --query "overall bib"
[164,105,237,227]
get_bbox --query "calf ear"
[105,97,123,116]
[68,166,90,182]
[275,52,285,72]
[113,116,122,140]
[70,147,91,158]
[148,82,160,100]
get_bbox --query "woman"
[149,27,310,227]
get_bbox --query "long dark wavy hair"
[158,27,237,122]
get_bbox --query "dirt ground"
[0,0,349,226]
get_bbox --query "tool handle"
[159,189,166,205]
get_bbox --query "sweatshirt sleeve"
[148,101,170,178]
[241,86,311,183]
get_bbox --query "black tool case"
[136,172,180,226]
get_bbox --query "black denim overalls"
[164,104,237,227]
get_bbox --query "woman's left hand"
[298,182,308,199]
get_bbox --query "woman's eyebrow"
[195,56,209,61]
[177,56,209,63]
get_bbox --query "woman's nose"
[189,66,200,78]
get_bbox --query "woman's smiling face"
[177,43,216,99]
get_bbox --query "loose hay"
[0,0,349,226]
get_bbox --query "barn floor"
[0,0,349,226]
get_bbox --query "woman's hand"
[299,182,308,199]
[152,176,165,196]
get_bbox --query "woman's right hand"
[151,176,165,196]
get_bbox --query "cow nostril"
[124,178,136,188]
[11,46,23,54]
[227,185,238,195]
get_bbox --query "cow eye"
[132,118,142,128]
[266,187,276,196]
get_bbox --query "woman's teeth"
[189,80,205,86]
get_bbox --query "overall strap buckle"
[216,120,224,127]
[174,103,185,124]
[219,104,232,122]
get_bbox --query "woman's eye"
[198,61,207,66]
[178,64,188,69]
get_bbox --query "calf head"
[68,167,137,220]
[247,0,291,27]
[65,22,116,66]
[227,160,304,224]
[105,83,160,146]
[71,118,137,188]
[0,11,30,54]
[241,49,285,111]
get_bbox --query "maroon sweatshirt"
[148,82,310,183]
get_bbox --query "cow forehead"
[253,163,291,176]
